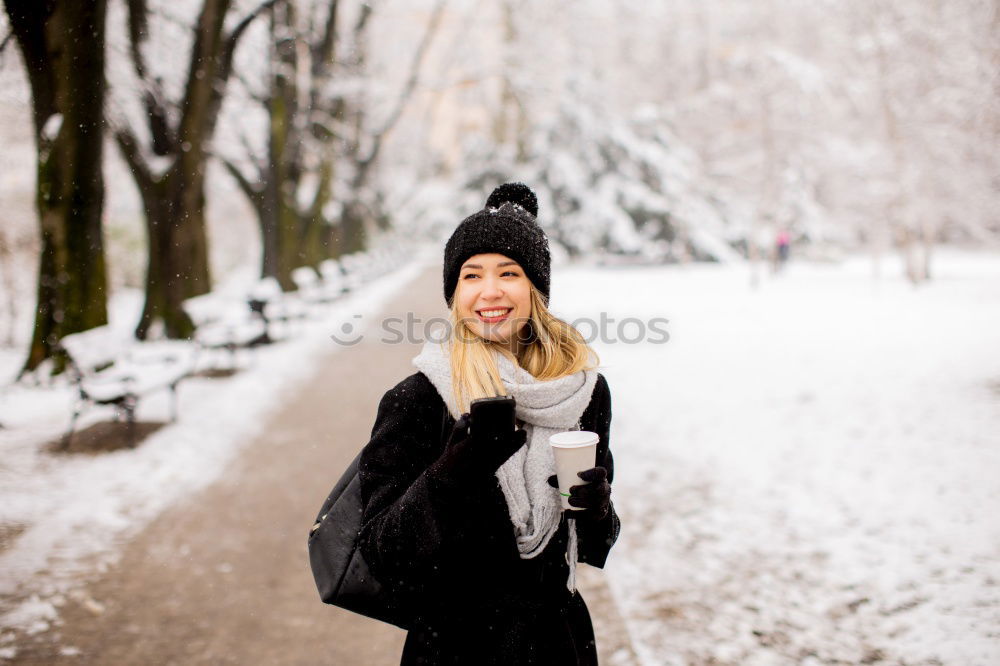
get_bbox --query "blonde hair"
[447,280,599,414]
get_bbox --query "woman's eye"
[462,271,517,279]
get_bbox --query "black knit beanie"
[443,182,551,308]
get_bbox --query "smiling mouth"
[476,307,512,323]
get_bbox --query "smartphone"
[469,395,516,443]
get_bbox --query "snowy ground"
[2,247,999,664]
[551,248,1000,666]
[0,249,431,650]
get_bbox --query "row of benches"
[57,245,405,450]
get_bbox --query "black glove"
[547,467,611,520]
[436,412,528,479]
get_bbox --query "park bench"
[183,292,270,368]
[59,326,197,449]
[248,277,311,339]
[291,265,345,305]
[318,259,350,298]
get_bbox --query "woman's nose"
[480,276,503,298]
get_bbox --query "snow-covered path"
[554,250,1000,665]
[0,255,431,644]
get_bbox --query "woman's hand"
[439,412,528,478]
[547,467,611,520]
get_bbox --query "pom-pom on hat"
[443,182,551,308]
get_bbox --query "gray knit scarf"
[413,339,598,593]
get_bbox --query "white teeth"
[479,309,511,318]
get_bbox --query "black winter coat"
[358,370,620,665]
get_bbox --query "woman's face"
[455,253,531,350]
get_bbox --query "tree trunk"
[5,0,110,375]
[920,216,934,281]
[259,82,297,290]
[297,158,334,268]
[130,169,206,339]
[339,201,368,255]
[265,3,302,290]
[258,179,280,285]
[870,2,929,285]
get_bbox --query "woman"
[358,183,620,665]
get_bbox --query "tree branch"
[218,156,264,208]
[306,0,339,119]
[113,125,154,193]
[144,85,176,156]
[190,0,280,154]
[123,0,178,156]
[219,0,281,81]
[354,2,374,37]
[234,126,268,180]
[126,0,149,79]
[231,66,269,107]
[355,0,446,184]
[312,0,339,76]
[3,2,58,130]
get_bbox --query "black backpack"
[307,402,451,629]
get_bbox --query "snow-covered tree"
[384,0,998,279]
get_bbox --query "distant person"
[358,183,620,665]
[776,230,791,271]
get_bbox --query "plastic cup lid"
[549,431,599,448]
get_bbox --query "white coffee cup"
[549,431,599,510]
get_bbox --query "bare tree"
[3,0,109,375]
[222,0,346,290]
[222,0,446,289]
[338,0,446,252]
[114,0,276,339]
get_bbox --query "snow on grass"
[553,248,1000,666]
[0,247,433,642]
